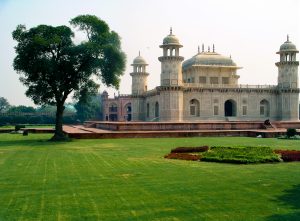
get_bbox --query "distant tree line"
[0,95,102,125]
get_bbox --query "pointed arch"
[224,99,237,117]
[108,102,118,121]
[124,102,132,121]
[189,99,200,117]
[260,99,270,117]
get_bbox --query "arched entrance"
[124,103,132,121]
[189,99,200,117]
[109,103,118,121]
[260,99,270,117]
[155,102,159,118]
[224,99,237,117]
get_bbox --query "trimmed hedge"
[171,146,209,153]
[201,146,281,164]
[286,128,297,138]
[165,146,300,164]
[15,124,25,131]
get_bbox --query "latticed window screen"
[210,77,218,84]
[190,106,196,116]
[213,106,219,115]
[199,76,206,84]
[260,106,265,115]
[222,77,229,84]
[242,106,247,115]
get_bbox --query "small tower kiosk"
[130,53,149,121]
[158,28,184,86]
[158,29,184,121]
[130,52,149,95]
[276,36,299,120]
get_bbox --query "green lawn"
[0,134,299,221]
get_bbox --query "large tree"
[12,15,126,140]
[0,97,10,112]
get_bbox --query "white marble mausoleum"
[102,30,299,122]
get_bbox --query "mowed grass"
[0,134,299,221]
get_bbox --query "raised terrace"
[62,121,300,139]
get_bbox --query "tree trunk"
[50,102,68,141]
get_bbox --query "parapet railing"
[183,83,278,89]
[115,94,132,98]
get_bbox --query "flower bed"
[165,146,300,164]
[274,150,300,162]
[171,146,209,153]
[164,153,202,161]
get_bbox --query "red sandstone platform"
[64,122,300,139]
[84,120,300,131]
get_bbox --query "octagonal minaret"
[157,28,184,122]
[276,35,299,88]
[276,35,299,121]
[130,52,149,95]
[158,28,184,86]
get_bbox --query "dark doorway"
[155,102,159,118]
[125,103,132,121]
[109,114,118,121]
[224,100,236,117]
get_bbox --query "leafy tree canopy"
[0,97,10,112]
[12,15,126,140]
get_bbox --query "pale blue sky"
[0,0,299,105]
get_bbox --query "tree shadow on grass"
[0,136,73,148]
[266,184,300,221]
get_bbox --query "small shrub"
[171,146,209,153]
[286,128,297,138]
[15,124,25,131]
[274,150,300,162]
[201,146,280,164]
[23,130,29,136]
[164,153,202,161]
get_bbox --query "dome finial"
[208,46,210,52]
[230,54,232,59]
[139,50,140,56]
[202,44,204,52]
[198,45,200,53]
[170,27,172,35]
[287,34,289,42]
[213,44,215,52]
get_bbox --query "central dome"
[182,52,237,69]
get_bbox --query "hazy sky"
[0,0,299,106]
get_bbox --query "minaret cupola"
[276,35,299,88]
[130,52,149,95]
[158,28,184,86]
